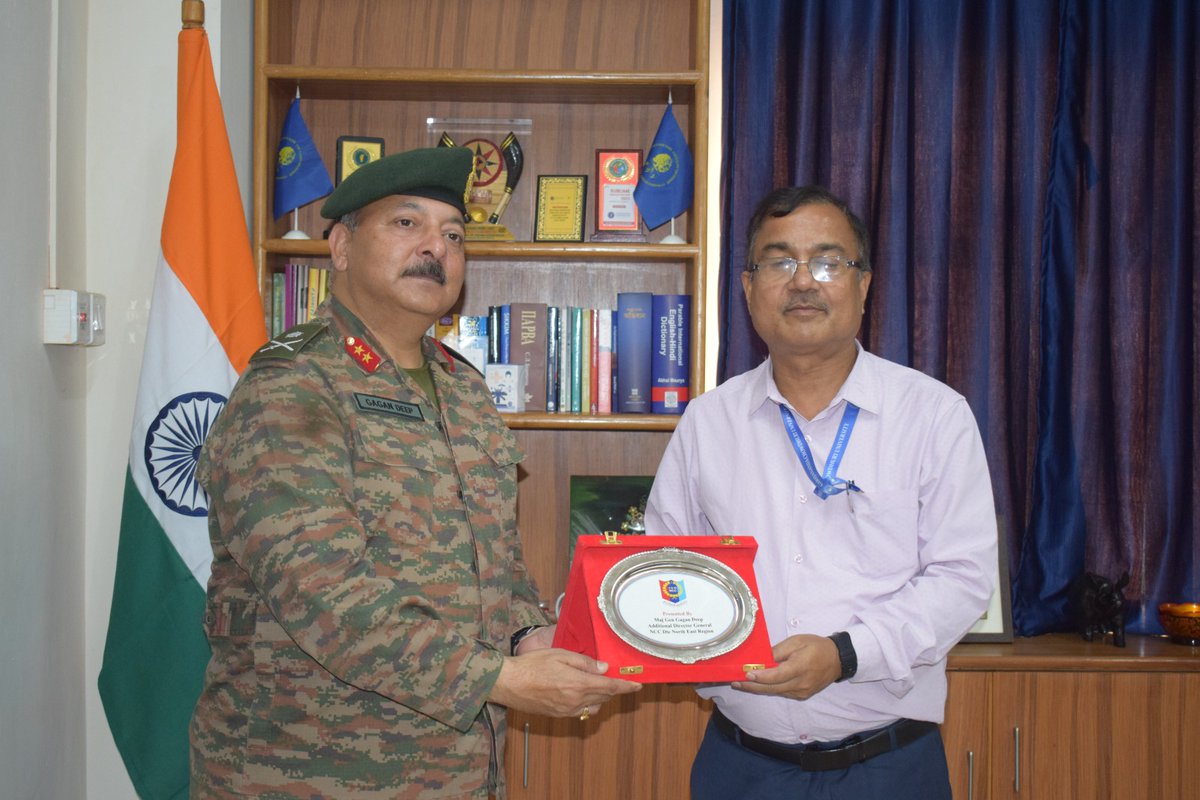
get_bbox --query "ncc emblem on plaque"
[660,579,686,605]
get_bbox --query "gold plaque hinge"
[618,665,644,675]
[602,531,622,544]
[720,536,740,546]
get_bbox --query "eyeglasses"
[748,255,862,283]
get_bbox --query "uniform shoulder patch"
[250,319,329,364]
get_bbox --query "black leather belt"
[711,706,938,771]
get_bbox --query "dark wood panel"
[943,672,991,800]
[513,429,670,600]
[275,0,700,73]
[507,684,711,799]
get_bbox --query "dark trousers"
[690,716,952,800]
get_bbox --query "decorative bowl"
[1158,603,1200,646]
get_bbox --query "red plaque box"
[553,534,775,683]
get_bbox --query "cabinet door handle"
[967,750,974,800]
[522,721,530,788]
[1013,726,1021,792]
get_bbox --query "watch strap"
[828,630,858,682]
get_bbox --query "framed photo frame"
[335,136,385,184]
[961,518,1014,643]
[534,175,587,241]
[594,149,642,233]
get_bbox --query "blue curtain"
[719,0,1198,635]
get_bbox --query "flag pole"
[658,87,686,245]
[282,85,313,239]
[182,0,203,28]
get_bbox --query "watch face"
[597,548,759,664]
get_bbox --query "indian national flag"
[98,23,268,800]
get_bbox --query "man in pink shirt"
[645,186,997,800]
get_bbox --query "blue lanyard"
[779,403,862,500]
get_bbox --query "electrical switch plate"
[43,289,107,346]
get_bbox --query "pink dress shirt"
[644,344,997,743]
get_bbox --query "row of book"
[267,266,689,416]
[442,293,691,416]
[269,263,328,335]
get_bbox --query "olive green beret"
[320,146,474,219]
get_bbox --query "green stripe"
[98,469,210,800]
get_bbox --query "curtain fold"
[720,0,1197,635]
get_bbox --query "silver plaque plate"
[596,548,760,664]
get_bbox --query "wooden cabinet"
[506,685,711,798]
[943,634,1200,800]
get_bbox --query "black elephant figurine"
[1069,571,1130,647]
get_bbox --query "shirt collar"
[319,295,456,374]
[750,340,882,421]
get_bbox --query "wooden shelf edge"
[260,239,700,261]
[260,67,703,104]
[948,633,1200,673]
[502,413,679,431]
[263,65,704,85]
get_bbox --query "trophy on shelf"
[439,131,523,241]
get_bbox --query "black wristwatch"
[828,631,858,682]
[510,625,543,656]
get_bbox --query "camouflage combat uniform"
[191,297,546,799]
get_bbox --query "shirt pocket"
[841,488,921,581]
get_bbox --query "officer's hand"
[489,648,642,718]
[729,634,841,700]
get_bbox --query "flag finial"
[182,0,204,29]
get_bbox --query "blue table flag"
[273,98,333,219]
[633,102,694,230]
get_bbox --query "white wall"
[0,0,87,797]
[0,0,246,797]
[80,3,252,798]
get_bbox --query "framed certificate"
[335,136,385,184]
[534,175,587,241]
[594,150,641,233]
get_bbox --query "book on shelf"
[546,306,562,412]
[306,266,322,321]
[508,302,548,412]
[456,314,488,374]
[434,315,456,343]
[596,308,614,414]
[569,307,584,413]
[499,304,511,364]
[487,305,503,364]
[615,292,652,413]
[271,273,285,336]
[580,308,593,415]
[651,293,690,414]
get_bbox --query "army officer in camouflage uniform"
[191,146,641,799]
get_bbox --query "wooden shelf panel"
[263,66,702,104]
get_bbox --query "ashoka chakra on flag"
[144,391,226,517]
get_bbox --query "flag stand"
[282,208,310,239]
[660,216,685,245]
